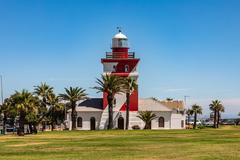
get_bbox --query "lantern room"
[112,31,128,49]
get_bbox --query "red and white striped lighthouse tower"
[101,29,140,112]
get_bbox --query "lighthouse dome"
[113,32,127,39]
[112,31,128,48]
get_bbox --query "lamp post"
[184,96,190,107]
[184,96,190,125]
[0,75,4,134]
[0,75,3,105]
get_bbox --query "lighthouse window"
[113,65,116,72]
[118,39,128,48]
[118,41,123,47]
[125,65,129,72]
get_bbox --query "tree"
[59,87,87,130]
[216,104,224,128]
[189,104,202,129]
[166,98,173,102]
[137,111,157,129]
[93,74,124,129]
[34,83,53,129]
[34,83,53,105]
[122,77,137,130]
[186,109,193,125]
[10,90,38,136]
[0,98,14,135]
[237,112,240,125]
[47,93,64,131]
[24,96,41,134]
[209,100,223,128]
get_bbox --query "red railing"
[105,52,135,59]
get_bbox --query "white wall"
[67,111,102,130]
[171,111,186,129]
[67,110,186,130]
[151,111,172,129]
[103,62,118,72]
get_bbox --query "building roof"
[113,32,127,39]
[71,98,103,112]
[138,98,172,111]
[159,100,185,110]
[68,98,184,112]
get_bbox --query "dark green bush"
[132,125,140,130]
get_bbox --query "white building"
[66,98,186,130]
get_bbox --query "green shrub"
[198,125,206,129]
[132,125,140,130]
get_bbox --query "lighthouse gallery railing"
[105,52,135,59]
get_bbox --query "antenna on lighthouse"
[117,27,122,33]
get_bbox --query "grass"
[0,126,240,160]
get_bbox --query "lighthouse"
[66,30,186,130]
[101,29,140,112]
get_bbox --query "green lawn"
[0,126,240,160]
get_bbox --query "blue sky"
[0,0,240,117]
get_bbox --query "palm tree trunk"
[18,111,25,136]
[42,98,47,130]
[107,95,113,129]
[33,124,38,134]
[188,114,191,125]
[125,93,130,130]
[51,108,54,131]
[71,101,77,130]
[214,109,217,128]
[3,112,7,135]
[217,111,220,128]
[193,113,197,129]
[145,122,151,129]
[29,123,33,134]
[42,121,45,131]
[51,122,54,131]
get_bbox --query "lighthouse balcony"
[105,52,135,59]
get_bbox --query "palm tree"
[24,96,41,134]
[137,111,157,129]
[93,74,124,129]
[34,83,53,104]
[11,90,37,136]
[47,93,64,131]
[122,77,137,130]
[59,87,87,130]
[209,100,223,128]
[34,83,53,129]
[190,104,202,129]
[186,109,193,125]
[166,98,173,102]
[216,103,224,128]
[0,98,12,135]
[237,112,240,125]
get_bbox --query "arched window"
[90,117,96,130]
[158,117,164,128]
[77,117,82,128]
[113,65,116,72]
[125,65,129,72]
[118,116,124,130]
[114,98,116,105]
